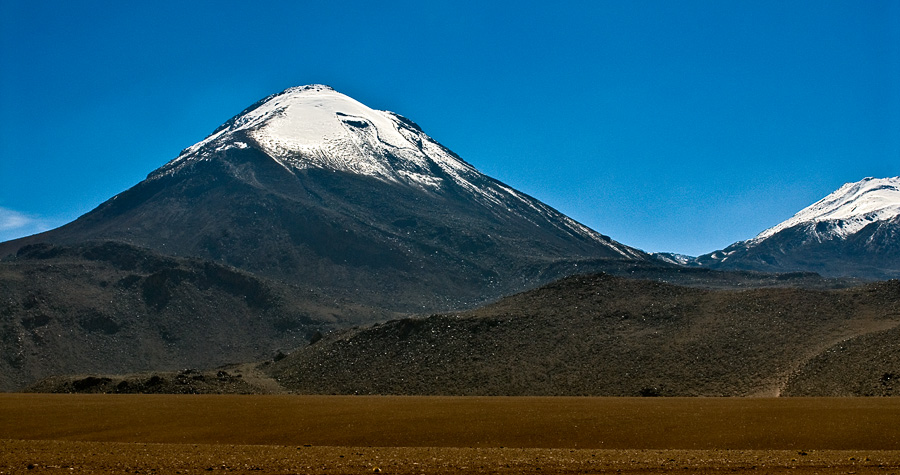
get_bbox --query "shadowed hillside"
[0,241,393,391]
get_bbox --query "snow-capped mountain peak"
[147,85,643,259]
[751,176,900,243]
[161,84,477,192]
[692,176,900,279]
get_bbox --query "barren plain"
[2,394,900,474]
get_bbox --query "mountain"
[694,177,900,279]
[0,85,647,313]
[266,273,900,397]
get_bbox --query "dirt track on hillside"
[2,395,900,474]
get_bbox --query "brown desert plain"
[2,394,900,474]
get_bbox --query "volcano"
[1,85,648,312]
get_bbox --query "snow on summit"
[166,85,477,191]
[752,176,900,242]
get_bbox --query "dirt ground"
[2,395,900,474]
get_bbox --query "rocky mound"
[267,274,900,396]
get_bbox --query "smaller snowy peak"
[751,177,900,242]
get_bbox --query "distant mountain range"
[5,87,895,292]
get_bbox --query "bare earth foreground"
[1,395,900,474]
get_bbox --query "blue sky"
[1,0,898,255]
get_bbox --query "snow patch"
[652,253,697,266]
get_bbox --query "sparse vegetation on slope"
[268,274,900,396]
[24,364,284,395]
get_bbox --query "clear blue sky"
[1,0,898,255]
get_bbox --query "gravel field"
[4,440,900,474]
